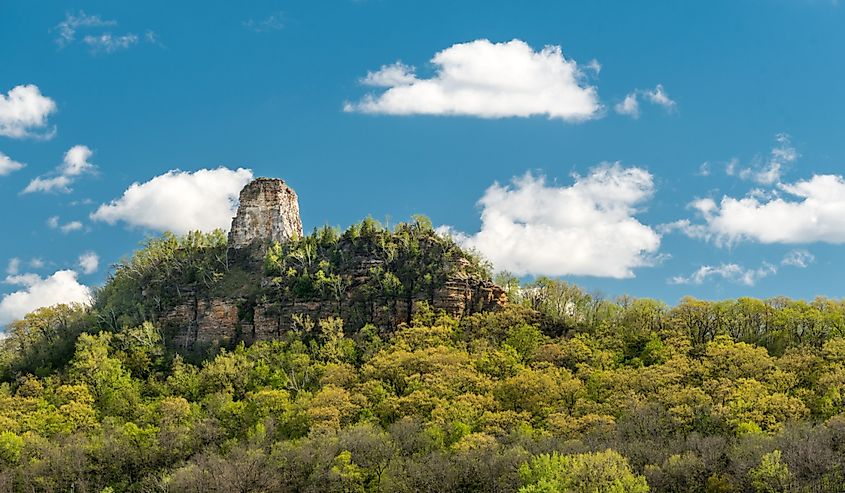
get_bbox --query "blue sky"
[2,0,845,326]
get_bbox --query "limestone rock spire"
[228,178,303,261]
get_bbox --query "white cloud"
[6,258,20,275]
[441,164,661,278]
[667,135,845,246]
[361,62,417,87]
[23,175,73,194]
[243,12,285,32]
[91,167,254,234]
[0,151,25,176]
[697,162,711,177]
[781,249,815,268]
[62,222,83,233]
[670,262,777,287]
[144,30,161,46]
[345,39,601,121]
[53,11,158,54]
[0,270,91,326]
[78,252,99,274]
[614,93,639,118]
[23,145,96,194]
[675,174,845,245]
[644,84,676,109]
[47,216,83,234]
[83,33,139,53]
[0,85,57,139]
[725,158,738,176]
[54,11,116,47]
[734,133,797,185]
[60,145,96,176]
[29,258,45,269]
[615,84,676,118]
[5,274,43,287]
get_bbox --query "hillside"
[87,179,506,353]
[1,180,845,491]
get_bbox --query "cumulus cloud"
[78,252,99,274]
[47,216,84,234]
[673,174,845,245]
[0,270,91,326]
[0,85,57,139]
[60,145,96,176]
[62,222,84,233]
[361,62,417,87]
[665,135,845,246]
[441,164,661,278]
[0,151,25,176]
[614,93,639,118]
[91,167,254,234]
[23,145,96,194]
[615,84,676,118]
[669,262,777,287]
[345,39,601,121]
[23,176,73,194]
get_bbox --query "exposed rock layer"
[162,265,506,349]
[228,178,303,259]
[161,177,507,349]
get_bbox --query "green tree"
[749,450,790,493]
[518,450,649,493]
[69,332,140,417]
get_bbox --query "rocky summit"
[227,177,303,264]
[157,177,507,350]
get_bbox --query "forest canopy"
[1,223,845,492]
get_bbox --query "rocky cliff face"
[228,178,303,263]
[164,273,507,349]
[161,177,506,350]
[245,254,507,341]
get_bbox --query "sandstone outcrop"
[160,177,507,349]
[164,296,242,348]
[228,178,303,263]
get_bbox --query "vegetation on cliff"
[94,216,497,347]
[2,223,845,491]
[262,216,494,328]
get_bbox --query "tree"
[749,450,790,493]
[518,450,649,493]
[68,332,140,417]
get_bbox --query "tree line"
[1,225,845,491]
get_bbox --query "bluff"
[157,178,506,349]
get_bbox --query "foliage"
[264,217,491,327]
[2,227,845,491]
[749,450,791,493]
[518,450,649,493]
[93,230,231,330]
